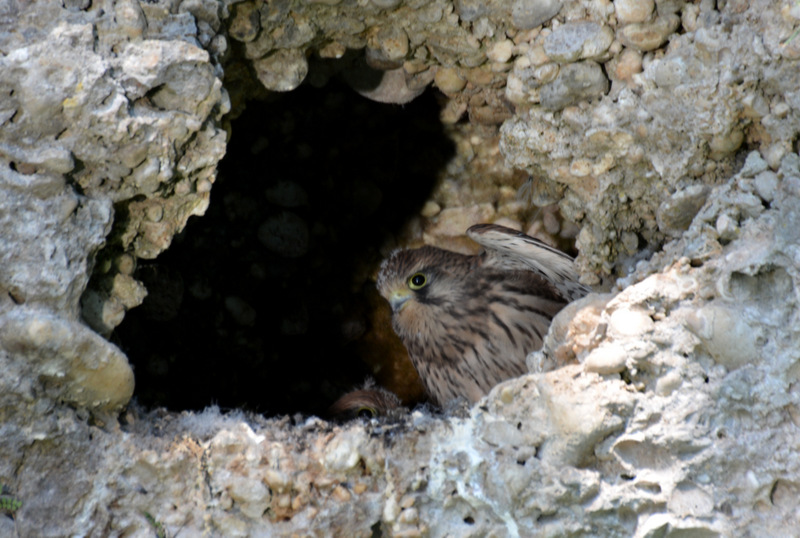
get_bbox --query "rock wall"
[1,0,799,536]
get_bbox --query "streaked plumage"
[377,223,588,406]
[328,380,404,419]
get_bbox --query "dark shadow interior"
[115,81,454,416]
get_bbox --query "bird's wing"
[467,223,590,302]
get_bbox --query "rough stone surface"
[2,0,800,536]
[0,0,229,414]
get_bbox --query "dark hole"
[115,81,453,416]
[463,516,475,525]
[619,369,633,385]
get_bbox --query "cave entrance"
[115,81,454,417]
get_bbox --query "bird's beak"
[389,289,411,313]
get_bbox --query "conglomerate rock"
[1,0,799,535]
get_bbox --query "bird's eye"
[356,406,377,419]
[409,273,427,290]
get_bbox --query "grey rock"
[753,171,778,203]
[540,61,609,110]
[739,151,770,178]
[342,59,427,104]
[543,21,614,62]
[253,49,309,92]
[454,0,491,22]
[228,2,261,42]
[512,0,562,30]
[617,14,681,51]
[657,185,710,235]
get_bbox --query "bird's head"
[376,246,474,330]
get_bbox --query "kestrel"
[377,223,589,407]
[328,379,404,419]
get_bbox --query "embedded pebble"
[228,2,260,43]
[570,159,592,177]
[454,0,490,22]
[0,311,134,411]
[145,203,163,222]
[527,44,550,66]
[366,45,403,71]
[543,22,614,62]
[344,63,426,104]
[583,343,628,374]
[667,482,715,518]
[253,49,309,92]
[708,129,744,159]
[715,213,738,241]
[115,253,136,275]
[753,171,778,202]
[434,67,466,93]
[81,289,125,333]
[426,204,496,238]
[257,211,309,258]
[540,61,609,110]
[621,231,639,254]
[653,56,691,88]
[614,0,655,24]
[608,308,655,338]
[613,48,642,80]
[112,274,148,309]
[512,0,562,30]
[487,39,514,63]
[324,433,361,472]
[332,485,352,502]
[617,14,680,51]
[735,192,764,218]
[464,66,495,86]
[420,200,442,218]
[398,507,419,524]
[378,26,409,62]
[739,151,769,178]
[228,476,270,519]
[318,41,346,58]
[656,185,709,235]
[684,305,760,368]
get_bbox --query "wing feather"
[467,223,590,302]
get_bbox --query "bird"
[376,223,589,407]
[328,379,405,419]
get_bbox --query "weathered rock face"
[1,0,799,536]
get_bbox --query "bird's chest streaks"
[396,272,565,406]
[378,225,584,407]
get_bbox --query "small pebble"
[614,0,654,24]
[487,39,514,63]
[434,67,466,93]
